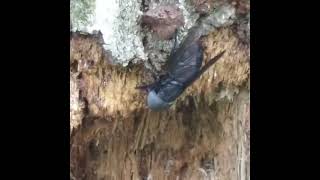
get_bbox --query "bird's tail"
[184,50,226,88]
[199,50,226,76]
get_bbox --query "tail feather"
[199,50,226,76]
[184,50,226,87]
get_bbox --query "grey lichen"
[70,0,95,31]
[200,4,236,36]
[70,0,236,68]
[101,0,146,66]
[71,0,146,66]
[177,0,200,36]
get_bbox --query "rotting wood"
[70,28,249,180]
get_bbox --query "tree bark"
[70,22,249,180]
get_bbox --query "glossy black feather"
[138,26,225,105]
[166,27,204,87]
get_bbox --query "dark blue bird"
[137,27,226,111]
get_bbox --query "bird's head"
[147,90,171,111]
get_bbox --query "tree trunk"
[70,0,250,180]
[70,1,250,180]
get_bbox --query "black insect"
[137,27,226,111]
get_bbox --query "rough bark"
[70,24,250,180]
